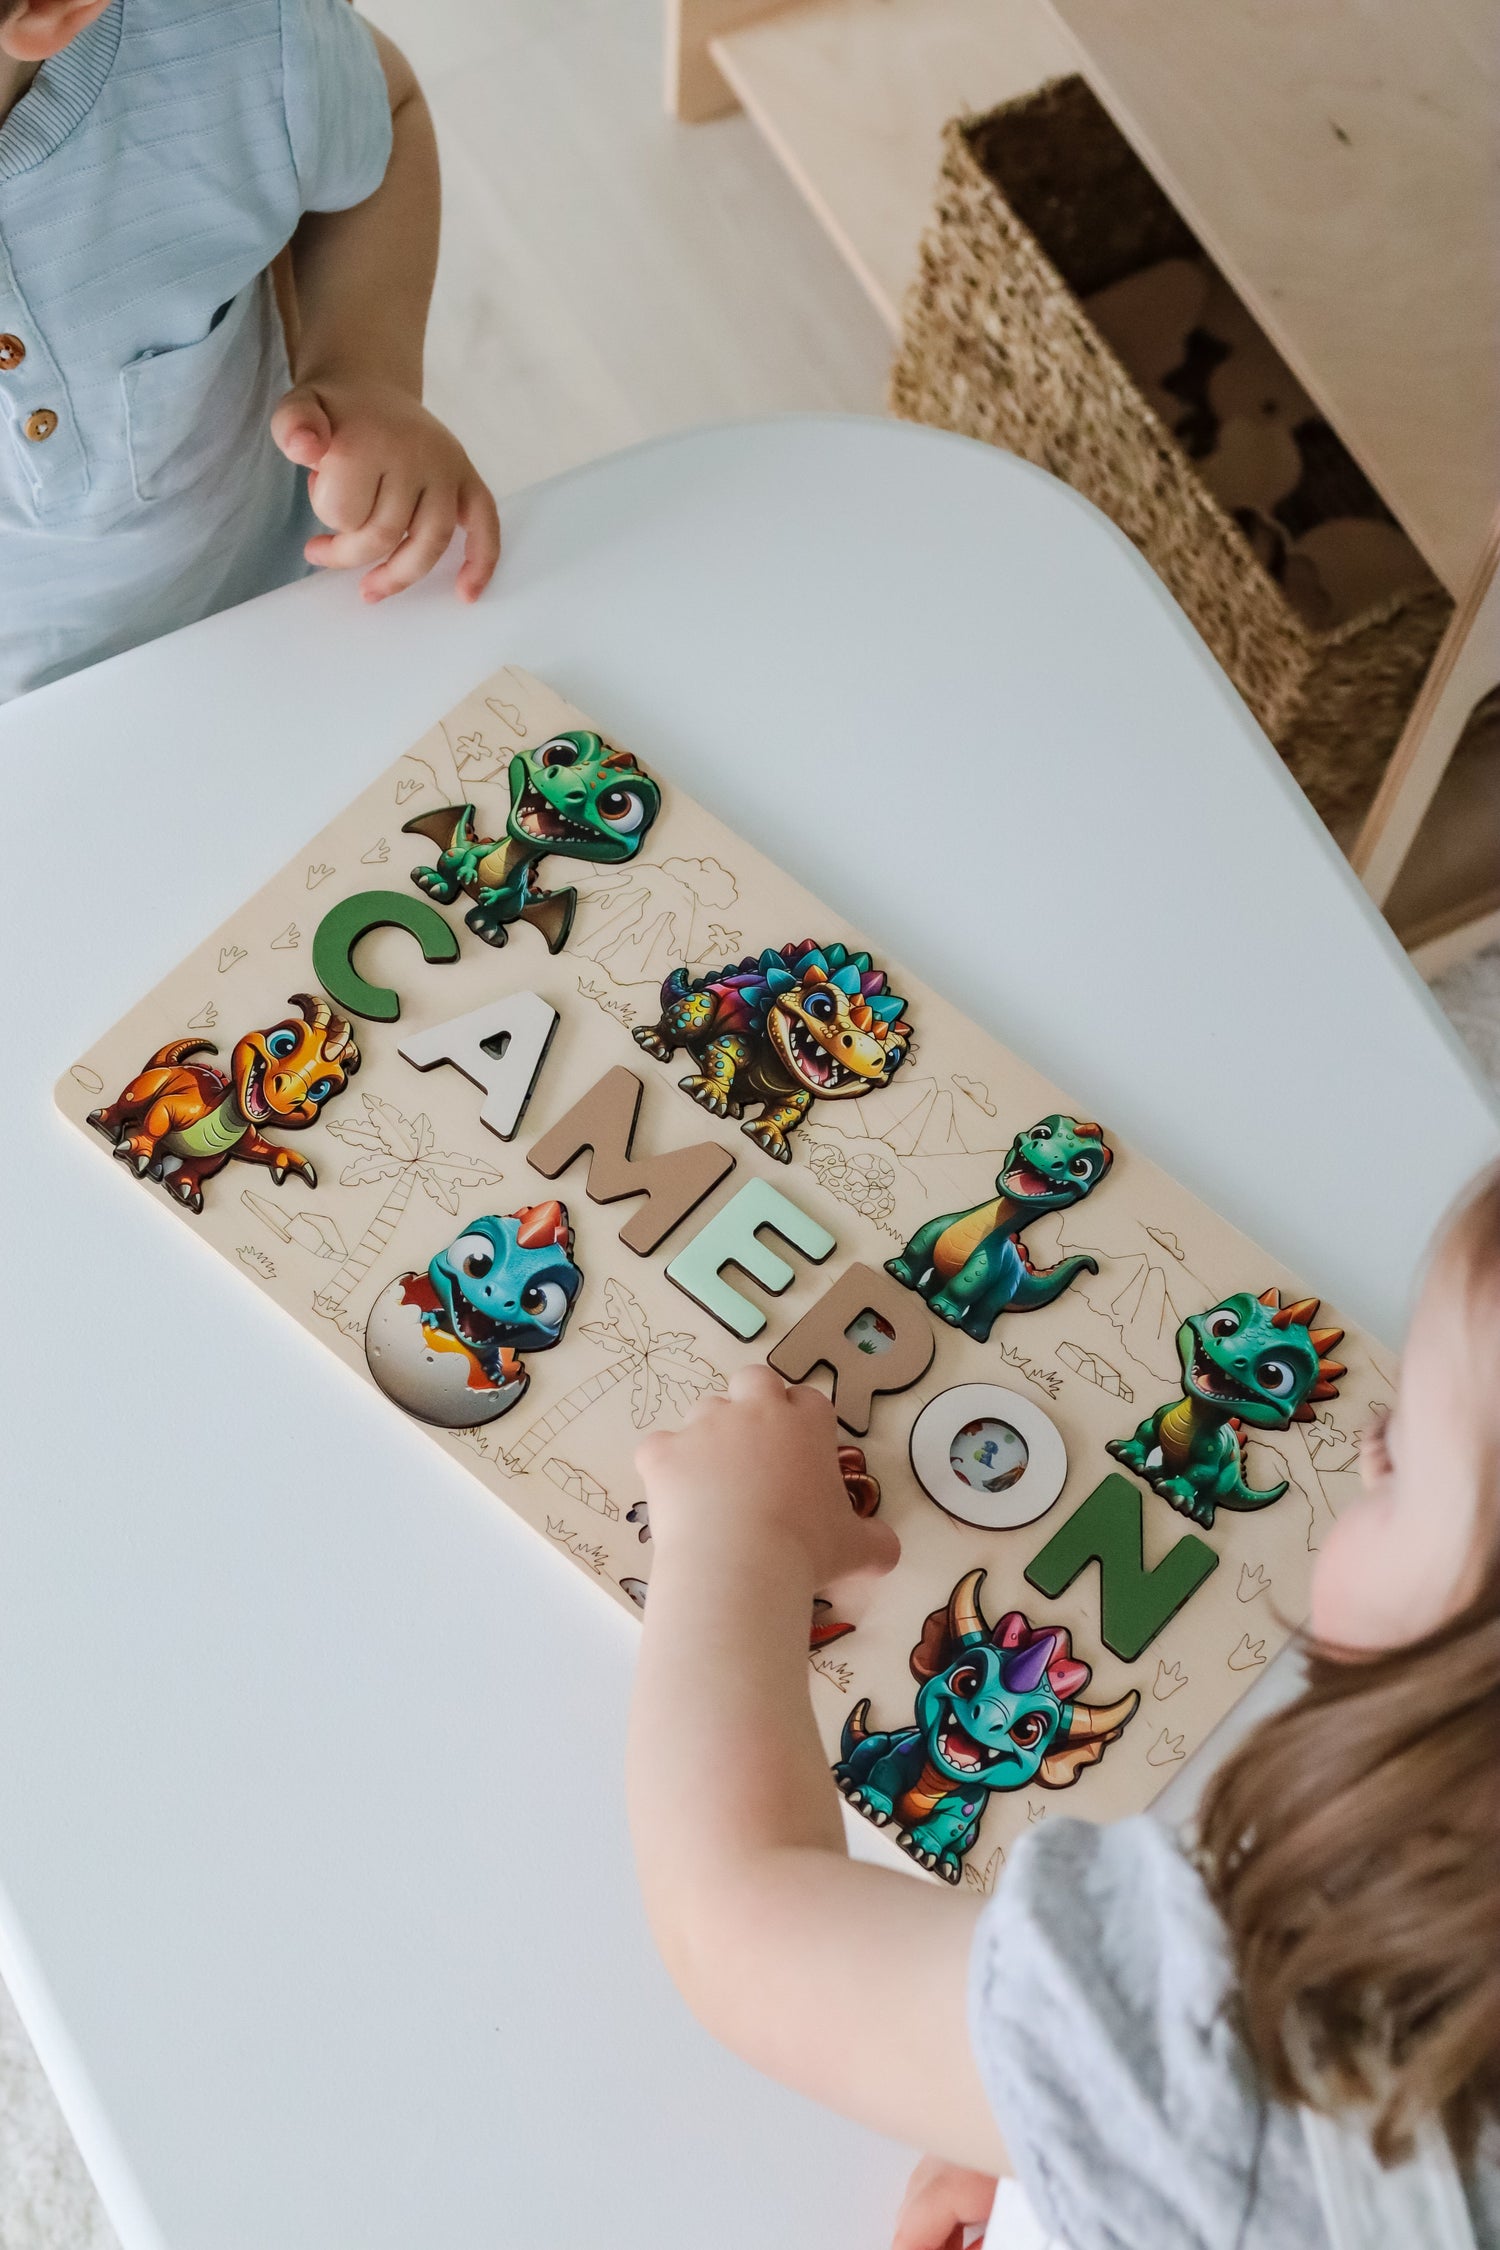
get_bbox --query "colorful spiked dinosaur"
[633,939,910,1163]
[1106,1287,1346,1527]
[835,1570,1139,1883]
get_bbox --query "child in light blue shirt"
[0,0,499,701]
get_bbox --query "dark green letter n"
[1024,1475,1217,1663]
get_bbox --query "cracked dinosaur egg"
[364,1271,527,1427]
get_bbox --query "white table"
[2,418,1495,2250]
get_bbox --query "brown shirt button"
[0,334,25,372]
[24,408,58,442]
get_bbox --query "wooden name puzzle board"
[57,666,1393,1891]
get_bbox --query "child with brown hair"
[628,1163,1500,2247]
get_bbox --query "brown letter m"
[527,1066,735,1255]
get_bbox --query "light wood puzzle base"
[56,663,1395,1888]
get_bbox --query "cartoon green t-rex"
[1106,1287,1346,1526]
[884,1114,1113,1340]
[403,730,661,952]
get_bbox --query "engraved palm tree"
[311,1093,504,1334]
[499,1276,724,1474]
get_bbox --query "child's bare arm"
[629,1367,1010,2174]
[271,26,499,604]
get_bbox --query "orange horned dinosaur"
[88,992,360,1214]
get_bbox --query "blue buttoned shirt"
[0,0,391,700]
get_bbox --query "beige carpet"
[0,1979,120,2250]
[1431,945,1500,1093]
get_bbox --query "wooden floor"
[361,0,893,496]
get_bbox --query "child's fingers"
[727,1364,789,1405]
[829,1512,901,1588]
[359,490,458,603]
[305,449,383,538]
[270,386,334,469]
[305,511,405,569]
[860,1515,902,1576]
[306,478,421,571]
[634,1429,676,1480]
[724,1361,833,1424]
[892,2159,995,2250]
[454,477,501,603]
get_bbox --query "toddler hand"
[893,2154,998,2249]
[271,379,500,604]
[635,1365,900,1591]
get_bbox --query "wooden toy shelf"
[666,0,1500,973]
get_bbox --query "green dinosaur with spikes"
[1106,1287,1346,1526]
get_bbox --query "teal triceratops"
[1106,1288,1346,1526]
[834,1570,1138,1884]
[885,1115,1112,1340]
[403,731,661,952]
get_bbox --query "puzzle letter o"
[908,1382,1068,1531]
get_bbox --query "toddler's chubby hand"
[271,379,500,604]
[892,2154,998,2250]
[636,1365,900,1591]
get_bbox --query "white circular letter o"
[908,1381,1068,1531]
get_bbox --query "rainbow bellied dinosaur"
[885,1115,1112,1339]
[86,993,359,1213]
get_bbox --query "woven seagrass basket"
[889,77,1453,825]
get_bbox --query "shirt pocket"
[120,281,269,503]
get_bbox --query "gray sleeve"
[280,0,394,213]
[967,1814,1323,2250]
